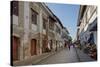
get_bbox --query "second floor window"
[11,1,19,16]
[56,25,61,34]
[49,19,54,30]
[31,8,38,25]
[43,18,46,29]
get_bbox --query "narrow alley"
[11,1,97,66]
[36,46,94,65]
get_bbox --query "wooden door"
[13,36,20,61]
[42,40,47,53]
[31,39,37,56]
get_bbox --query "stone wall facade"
[11,1,70,64]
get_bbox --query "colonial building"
[61,27,69,47]
[77,5,97,48]
[11,1,70,65]
[54,16,64,51]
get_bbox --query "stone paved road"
[37,46,79,64]
[75,48,95,62]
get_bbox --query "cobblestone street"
[36,46,95,65]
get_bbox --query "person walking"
[68,43,70,50]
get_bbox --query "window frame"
[11,1,19,16]
[43,18,46,29]
[31,8,38,25]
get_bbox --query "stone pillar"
[46,18,49,50]
[18,1,24,61]
[23,2,30,59]
[38,9,43,54]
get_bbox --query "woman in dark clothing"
[68,44,70,50]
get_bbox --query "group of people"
[65,42,75,50]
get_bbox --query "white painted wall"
[89,10,97,24]
[13,15,18,25]
[43,29,46,34]
[87,7,91,20]
[84,23,89,31]
[31,24,37,32]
